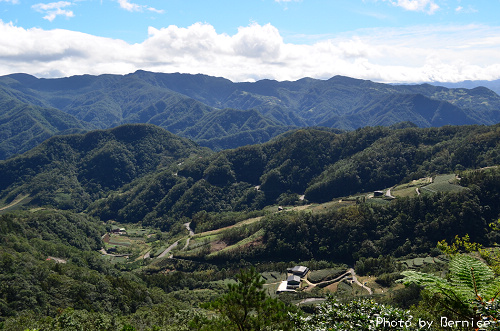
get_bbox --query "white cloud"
[1,0,20,3]
[455,5,478,14]
[232,23,283,59]
[116,0,164,13]
[383,0,439,14]
[32,1,74,21]
[147,7,164,14]
[117,0,141,11]
[0,20,499,83]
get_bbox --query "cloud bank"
[0,20,499,83]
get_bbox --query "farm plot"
[308,268,346,284]
[107,235,133,247]
[392,177,432,198]
[420,174,465,194]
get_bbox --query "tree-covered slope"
[0,72,297,157]
[432,78,500,95]
[318,93,475,130]
[0,124,210,210]
[181,108,297,150]
[3,123,500,228]
[0,209,194,325]
[0,89,92,160]
[83,124,500,230]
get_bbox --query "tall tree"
[194,267,295,331]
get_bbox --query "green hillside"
[3,123,500,227]
[0,124,209,211]
[0,123,487,230]
[0,88,92,159]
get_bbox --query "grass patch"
[0,194,31,214]
[392,186,418,198]
[153,245,169,257]
[194,216,264,238]
[126,228,150,236]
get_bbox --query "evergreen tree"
[193,267,295,331]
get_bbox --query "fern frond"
[399,271,455,295]
[449,255,495,300]
[400,255,500,319]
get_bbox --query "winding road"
[348,268,373,295]
[182,222,194,250]
[0,194,29,211]
[157,241,178,258]
[157,222,195,258]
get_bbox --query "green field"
[420,174,465,194]
[107,235,133,247]
[308,268,346,283]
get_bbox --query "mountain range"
[1,70,500,159]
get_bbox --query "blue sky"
[0,0,499,83]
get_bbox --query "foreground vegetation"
[0,166,499,330]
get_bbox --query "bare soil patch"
[210,240,228,252]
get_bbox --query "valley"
[1,91,500,329]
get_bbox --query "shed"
[289,265,309,278]
[287,275,301,289]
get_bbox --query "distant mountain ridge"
[1,70,500,159]
[430,79,500,95]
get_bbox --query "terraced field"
[402,255,449,269]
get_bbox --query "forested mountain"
[86,122,493,230]
[1,70,499,159]
[2,123,500,231]
[0,124,209,211]
[0,87,93,159]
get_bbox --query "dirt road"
[304,268,372,295]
